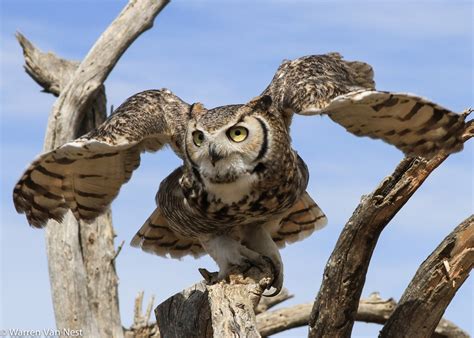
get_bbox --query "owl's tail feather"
[131,207,205,259]
[272,192,328,248]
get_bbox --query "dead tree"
[16,0,472,337]
[17,1,169,337]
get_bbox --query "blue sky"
[1,1,472,337]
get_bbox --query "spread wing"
[13,89,191,228]
[263,53,466,157]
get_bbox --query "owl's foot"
[200,235,274,286]
[242,225,284,296]
[199,255,273,286]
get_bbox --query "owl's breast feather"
[202,174,257,205]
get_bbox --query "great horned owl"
[13,54,466,294]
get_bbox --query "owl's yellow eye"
[192,131,205,146]
[227,126,248,143]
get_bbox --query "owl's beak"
[209,144,223,166]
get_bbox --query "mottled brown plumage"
[13,54,467,293]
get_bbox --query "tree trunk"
[17,1,170,336]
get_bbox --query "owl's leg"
[241,224,283,295]
[200,235,268,283]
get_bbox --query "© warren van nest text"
[0,328,83,337]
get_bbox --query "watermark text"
[0,328,83,337]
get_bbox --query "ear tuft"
[249,95,273,111]
[190,102,206,118]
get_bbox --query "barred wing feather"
[13,89,191,227]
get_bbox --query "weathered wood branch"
[308,115,473,338]
[380,215,473,338]
[258,295,398,336]
[16,33,79,96]
[257,303,309,336]
[17,1,170,337]
[155,264,274,338]
[256,293,469,337]
[16,32,107,138]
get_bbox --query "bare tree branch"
[380,215,473,338]
[16,32,79,96]
[256,293,469,338]
[258,303,309,336]
[17,1,170,337]
[16,32,106,136]
[434,319,472,338]
[308,115,473,338]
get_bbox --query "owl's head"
[184,95,287,183]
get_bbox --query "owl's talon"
[260,255,283,296]
[264,287,281,297]
[199,268,219,284]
